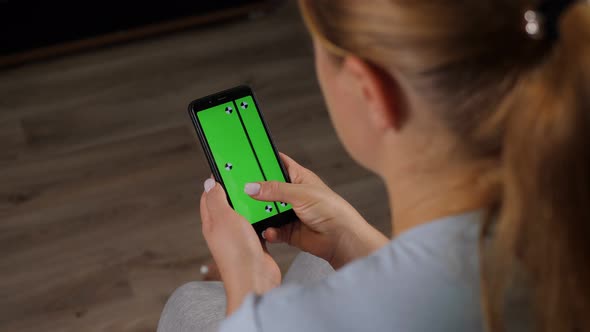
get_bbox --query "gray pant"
[157,252,334,332]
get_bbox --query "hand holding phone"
[188,86,297,235]
[245,153,389,269]
[200,177,281,314]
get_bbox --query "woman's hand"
[200,179,280,315]
[245,153,388,269]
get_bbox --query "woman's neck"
[382,158,498,237]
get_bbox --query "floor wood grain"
[0,3,390,331]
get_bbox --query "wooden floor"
[0,3,390,331]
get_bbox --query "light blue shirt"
[220,211,484,332]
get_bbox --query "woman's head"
[301,0,538,174]
[300,0,590,330]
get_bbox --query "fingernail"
[200,265,209,275]
[204,178,215,193]
[261,230,267,240]
[244,183,261,195]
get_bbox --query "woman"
[159,0,590,331]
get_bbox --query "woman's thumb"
[245,181,303,204]
[204,179,233,215]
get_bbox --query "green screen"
[197,96,293,224]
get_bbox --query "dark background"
[0,2,390,331]
[1,0,277,55]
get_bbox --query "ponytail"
[490,4,590,331]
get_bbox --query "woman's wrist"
[329,219,389,269]
[225,282,251,315]
[223,265,281,315]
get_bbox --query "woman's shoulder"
[222,211,486,332]
[377,210,483,285]
[326,210,484,322]
[330,210,484,329]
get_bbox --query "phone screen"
[195,94,293,225]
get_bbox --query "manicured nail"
[204,178,215,193]
[200,265,209,275]
[244,183,261,195]
[261,230,267,240]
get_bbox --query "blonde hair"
[299,0,590,331]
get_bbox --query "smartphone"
[188,85,297,235]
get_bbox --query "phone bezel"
[187,85,297,235]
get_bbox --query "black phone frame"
[188,85,297,236]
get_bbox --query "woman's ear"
[341,56,403,131]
